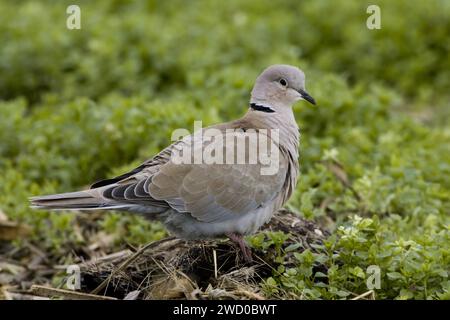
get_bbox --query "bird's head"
[250,64,315,111]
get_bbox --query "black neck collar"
[249,103,275,113]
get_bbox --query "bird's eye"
[279,78,288,87]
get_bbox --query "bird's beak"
[297,89,316,105]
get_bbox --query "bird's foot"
[226,233,253,263]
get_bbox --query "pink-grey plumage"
[30,64,315,261]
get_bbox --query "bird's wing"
[100,129,288,222]
[90,140,177,189]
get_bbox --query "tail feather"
[29,188,165,216]
[29,190,118,210]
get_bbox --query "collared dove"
[30,64,316,262]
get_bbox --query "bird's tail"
[29,190,127,211]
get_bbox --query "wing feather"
[89,127,291,223]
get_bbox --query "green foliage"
[0,0,448,299]
[0,1,449,105]
[100,212,166,245]
[256,215,449,299]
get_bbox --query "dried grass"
[77,210,330,300]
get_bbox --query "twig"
[90,237,175,295]
[233,289,266,300]
[30,285,117,300]
[351,290,375,300]
[213,249,218,279]
[0,221,30,241]
[4,289,50,300]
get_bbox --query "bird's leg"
[226,233,253,263]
